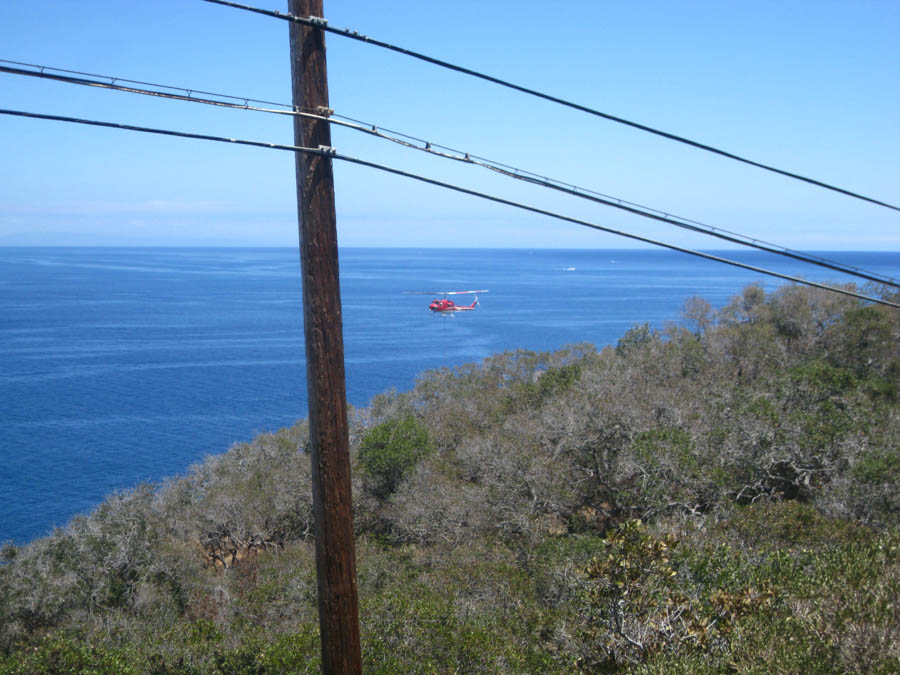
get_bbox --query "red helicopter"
[406,290,489,315]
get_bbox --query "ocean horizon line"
[2,244,897,253]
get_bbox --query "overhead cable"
[0,62,310,116]
[4,60,895,289]
[0,58,293,110]
[2,107,896,310]
[201,0,900,214]
[0,107,328,155]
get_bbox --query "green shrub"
[0,634,137,674]
[720,501,870,550]
[789,361,857,396]
[853,448,900,485]
[358,417,435,499]
[503,363,582,414]
[616,322,654,356]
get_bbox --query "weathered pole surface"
[288,0,362,672]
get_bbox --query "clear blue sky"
[1,1,897,249]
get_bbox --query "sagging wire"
[0,58,293,110]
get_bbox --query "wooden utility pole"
[288,1,362,672]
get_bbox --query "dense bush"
[357,416,435,500]
[1,283,897,672]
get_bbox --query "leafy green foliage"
[502,362,582,414]
[358,416,435,499]
[854,448,900,486]
[0,635,137,674]
[616,322,655,356]
[719,500,870,549]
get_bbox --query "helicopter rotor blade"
[402,289,489,295]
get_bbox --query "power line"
[201,0,900,214]
[4,60,896,289]
[0,107,329,155]
[0,58,293,110]
[2,107,897,310]
[0,62,312,116]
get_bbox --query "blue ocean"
[1,247,898,544]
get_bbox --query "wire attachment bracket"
[307,16,328,27]
[317,145,337,156]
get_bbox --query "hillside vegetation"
[1,283,898,673]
